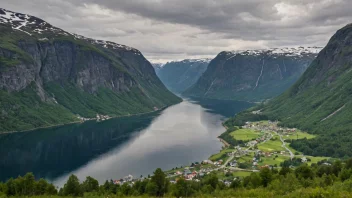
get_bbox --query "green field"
[257,138,285,152]
[232,171,252,177]
[230,128,261,141]
[209,148,235,161]
[258,155,290,166]
[283,131,316,140]
[237,153,255,163]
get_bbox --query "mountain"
[0,8,181,132]
[183,47,321,101]
[151,63,164,75]
[225,24,352,157]
[156,59,210,93]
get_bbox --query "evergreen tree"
[146,181,158,196]
[150,168,168,196]
[35,178,48,195]
[22,173,36,195]
[279,166,291,176]
[82,176,99,192]
[172,178,187,198]
[339,168,351,182]
[45,183,57,195]
[120,183,132,195]
[230,178,241,189]
[63,174,82,196]
[260,167,272,187]
[5,178,16,196]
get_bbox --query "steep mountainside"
[0,8,181,132]
[156,59,210,93]
[151,63,164,75]
[225,24,352,157]
[184,47,321,101]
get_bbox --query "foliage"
[4,158,352,197]
[62,175,82,196]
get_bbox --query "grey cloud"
[1,0,352,62]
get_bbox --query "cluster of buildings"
[171,167,207,181]
[113,174,134,185]
[244,121,297,134]
[77,115,94,122]
[96,114,112,121]
[76,114,112,122]
[202,159,223,167]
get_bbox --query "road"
[276,132,294,159]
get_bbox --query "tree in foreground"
[63,174,82,196]
[150,168,168,197]
[82,176,99,193]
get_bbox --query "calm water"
[0,98,252,186]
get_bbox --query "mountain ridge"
[155,58,211,93]
[183,47,322,101]
[0,8,181,132]
[225,24,352,157]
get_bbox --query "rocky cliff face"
[228,24,352,157]
[0,8,181,132]
[183,47,321,101]
[155,59,210,93]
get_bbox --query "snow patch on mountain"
[226,47,323,57]
[167,58,212,65]
[0,8,140,54]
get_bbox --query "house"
[230,160,237,167]
[260,165,269,169]
[301,157,307,163]
[183,170,192,176]
[202,160,214,164]
[224,180,232,186]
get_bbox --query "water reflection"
[0,113,159,181]
[0,99,253,185]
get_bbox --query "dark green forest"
[3,158,352,197]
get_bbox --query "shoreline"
[218,137,230,147]
[0,105,171,135]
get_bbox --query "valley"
[1,2,352,198]
[153,59,211,93]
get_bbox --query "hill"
[0,8,181,132]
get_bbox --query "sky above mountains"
[2,0,352,62]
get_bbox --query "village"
[108,120,330,187]
[162,120,328,184]
[76,114,112,122]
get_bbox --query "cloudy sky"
[2,0,352,62]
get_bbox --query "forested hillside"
[225,24,352,158]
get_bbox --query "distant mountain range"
[153,59,211,93]
[183,47,322,101]
[0,8,181,132]
[225,24,352,158]
[151,63,164,74]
